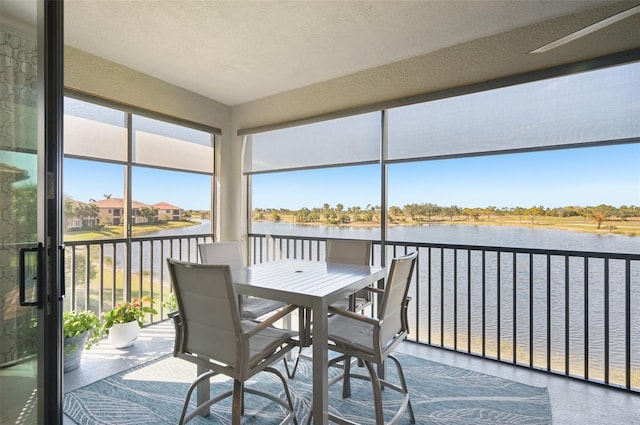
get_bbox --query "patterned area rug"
[64,352,551,424]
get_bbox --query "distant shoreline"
[256,215,639,238]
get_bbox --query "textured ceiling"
[3,1,639,107]
[61,0,628,106]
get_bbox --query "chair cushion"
[242,297,287,319]
[329,296,370,312]
[240,320,296,368]
[327,314,375,356]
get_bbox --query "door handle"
[19,243,44,308]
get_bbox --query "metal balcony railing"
[62,232,639,392]
[248,233,640,393]
[64,234,213,321]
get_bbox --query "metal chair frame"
[198,241,287,319]
[286,239,374,379]
[167,258,299,425]
[320,252,418,425]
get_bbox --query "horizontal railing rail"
[248,232,640,393]
[64,233,213,324]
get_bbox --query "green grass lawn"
[64,220,199,241]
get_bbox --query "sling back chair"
[167,258,298,425]
[326,239,374,312]
[322,251,418,425]
[198,241,287,319]
[286,239,374,379]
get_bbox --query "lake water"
[252,221,640,254]
[141,219,212,237]
[100,219,637,383]
[127,218,639,254]
[252,221,639,384]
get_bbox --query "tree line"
[254,202,640,228]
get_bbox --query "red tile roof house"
[153,202,183,222]
[91,198,179,225]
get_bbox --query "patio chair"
[286,239,373,379]
[326,239,374,312]
[324,251,418,425]
[166,258,299,425]
[198,241,286,319]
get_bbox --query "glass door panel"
[0,1,41,423]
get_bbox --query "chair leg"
[265,366,299,425]
[285,307,313,379]
[388,355,415,424]
[342,355,352,398]
[362,360,385,425]
[240,381,245,416]
[232,380,242,425]
[284,346,303,379]
[179,370,218,425]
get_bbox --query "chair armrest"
[364,286,384,295]
[328,305,379,326]
[401,297,412,334]
[169,311,183,357]
[243,304,298,338]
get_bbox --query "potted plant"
[161,292,177,313]
[63,310,102,372]
[102,296,157,348]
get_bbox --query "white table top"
[233,259,385,308]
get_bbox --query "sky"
[55,60,640,212]
[5,141,634,215]
[63,159,211,210]
[53,140,639,211]
[251,143,640,210]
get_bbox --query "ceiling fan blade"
[530,4,640,53]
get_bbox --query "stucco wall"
[65,46,243,241]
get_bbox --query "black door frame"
[40,0,64,422]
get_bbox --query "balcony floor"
[63,321,639,425]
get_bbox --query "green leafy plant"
[102,296,158,334]
[63,310,102,354]
[161,293,177,312]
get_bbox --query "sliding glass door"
[1,1,64,423]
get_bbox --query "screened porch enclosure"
[241,59,640,393]
[61,56,640,395]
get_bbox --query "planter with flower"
[102,296,157,348]
[63,310,102,372]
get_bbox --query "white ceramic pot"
[108,321,140,348]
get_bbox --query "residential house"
[92,198,183,225]
[93,198,152,225]
[153,202,183,222]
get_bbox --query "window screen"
[388,62,640,161]
[132,115,213,173]
[244,112,381,174]
[64,98,127,161]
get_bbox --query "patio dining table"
[198,258,385,424]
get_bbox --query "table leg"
[196,364,210,417]
[311,299,329,424]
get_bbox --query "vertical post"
[124,113,132,301]
[380,110,387,268]
[41,0,64,422]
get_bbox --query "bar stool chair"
[286,239,374,378]
[321,251,418,425]
[198,241,287,319]
[167,258,299,425]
